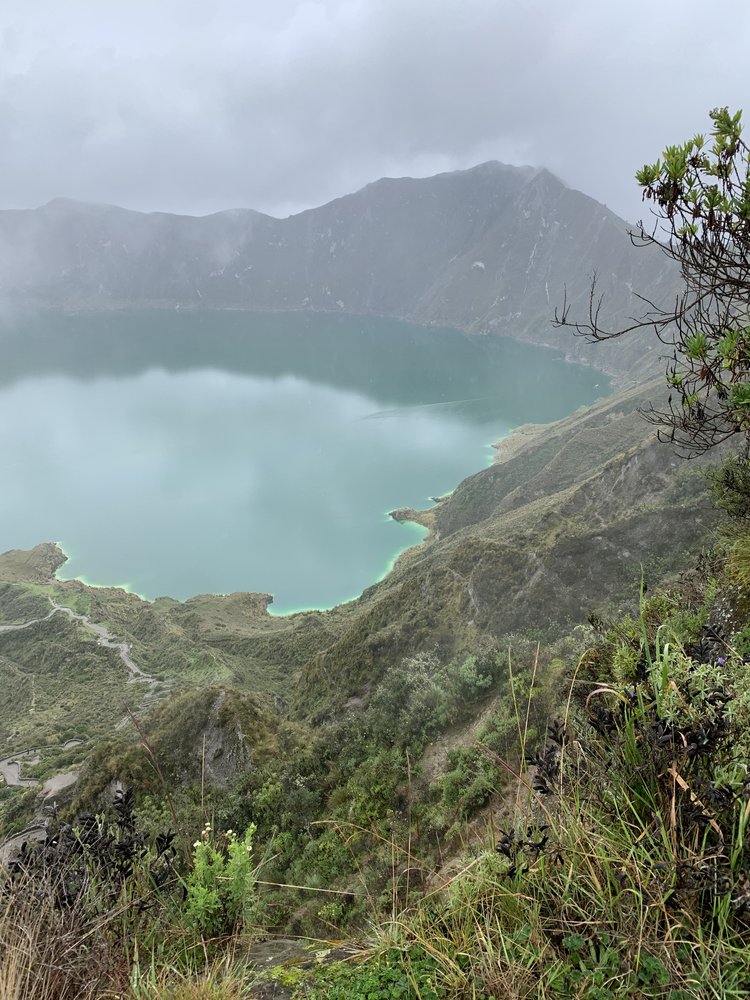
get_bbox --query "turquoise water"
[0,311,607,612]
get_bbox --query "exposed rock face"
[0,163,675,380]
[194,690,251,786]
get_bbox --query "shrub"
[710,455,750,523]
[183,823,256,938]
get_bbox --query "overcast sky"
[1,0,748,223]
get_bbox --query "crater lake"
[0,311,607,612]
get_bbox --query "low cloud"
[1,0,748,222]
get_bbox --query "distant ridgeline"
[0,162,675,381]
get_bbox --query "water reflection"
[0,313,607,611]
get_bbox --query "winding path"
[0,600,166,863]
[0,741,83,794]
[0,600,155,685]
[0,740,85,864]
[0,599,161,793]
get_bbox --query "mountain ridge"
[0,161,675,381]
[30,160,540,220]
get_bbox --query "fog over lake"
[0,312,607,612]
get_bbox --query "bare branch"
[554,107,750,458]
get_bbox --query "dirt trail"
[0,740,85,864]
[0,600,155,684]
[0,601,165,861]
[0,740,84,793]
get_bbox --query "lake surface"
[0,311,607,612]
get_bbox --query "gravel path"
[0,600,155,684]
[0,600,165,861]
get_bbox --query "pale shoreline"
[2,525,431,621]
[0,309,612,621]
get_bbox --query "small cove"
[0,311,608,612]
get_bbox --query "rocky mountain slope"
[0,162,675,380]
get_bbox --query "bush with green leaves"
[367,652,451,746]
[367,648,500,750]
[429,655,554,826]
[183,823,256,938]
[710,454,750,523]
[297,947,442,1000]
[556,107,750,460]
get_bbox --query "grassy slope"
[0,377,719,744]
[291,378,721,720]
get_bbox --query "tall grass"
[0,874,122,999]
[296,586,750,998]
[5,577,750,999]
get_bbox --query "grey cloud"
[0,0,748,221]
